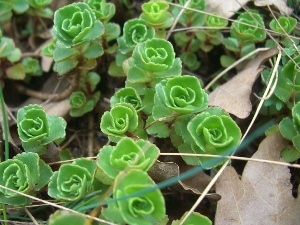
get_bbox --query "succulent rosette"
[153,75,208,119]
[100,103,139,142]
[96,137,159,184]
[269,16,297,34]
[118,18,155,54]
[48,158,96,201]
[179,107,241,168]
[84,0,115,23]
[230,10,266,43]
[292,102,300,133]
[110,87,143,112]
[52,2,104,48]
[127,38,182,83]
[102,169,168,225]
[17,104,67,154]
[0,152,53,206]
[69,91,100,117]
[140,1,173,29]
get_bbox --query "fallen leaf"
[148,160,214,194]
[206,0,292,18]
[254,0,293,15]
[215,133,300,225]
[208,48,278,118]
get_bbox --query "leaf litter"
[215,132,300,225]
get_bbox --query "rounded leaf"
[185,107,241,168]
[52,2,105,47]
[112,169,167,225]
[154,75,208,116]
[269,16,297,34]
[48,158,96,201]
[230,10,266,43]
[100,103,138,142]
[97,137,159,183]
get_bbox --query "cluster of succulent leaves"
[3,0,300,224]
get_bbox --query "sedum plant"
[100,103,142,142]
[126,38,181,87]
[102,169,168,225]
[96,137,160,184]
[140,0,174,30]
[223,10,266,64]
[27,0,53,18]
[176,107,242,168]
[115,18,155,67]
[69,91,99,117]
[17,104,67,154]
[84,0,115,24]
[0,152,52,206]
[269,16,297,35]
[153,75,208,117]
[110,87,144,112]
[48,158,97,201]
[52,2,104,48]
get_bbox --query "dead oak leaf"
[206,0,292,18]
[208,48,278,119]
[215,133,300,225]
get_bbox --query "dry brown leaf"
[148,160,213,194]
[215,133,300,225]
[206,0,292,18]
[208,48,278,119]
[254,0,293,15]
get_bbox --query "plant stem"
[15,74,79,101]
[0,84,9,225]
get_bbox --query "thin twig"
[15,75,78,101]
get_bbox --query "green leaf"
[108,60,126,77]
[171,211,212,225]
[140,1,173,29]
[180,52,201,71]
[97,138,159,184]
[279,117,297,141]
[84,0,116,23]
[48,158,96,201]
[119,18,155,54]
[100,103,139,142]
[22,57,43,76]
[69,91,98,117]
[0,152,52,206]
[110,87,143,111]
[17,104,66,154]
[269,16,297,34]
[6,63,26,80]
[230,10,266,43]
[49,210,87,225]
[281,145,300,162]
[52,2,105,48]
[292,101,300,133]
[83,41,104,60]
[154,75,208,116]
[146,116,170,138]
[104,22,121,41]
[106,169,168,225]
[183,107,242,168]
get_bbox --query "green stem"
[0,85,9,161]
[0,85,9,225]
